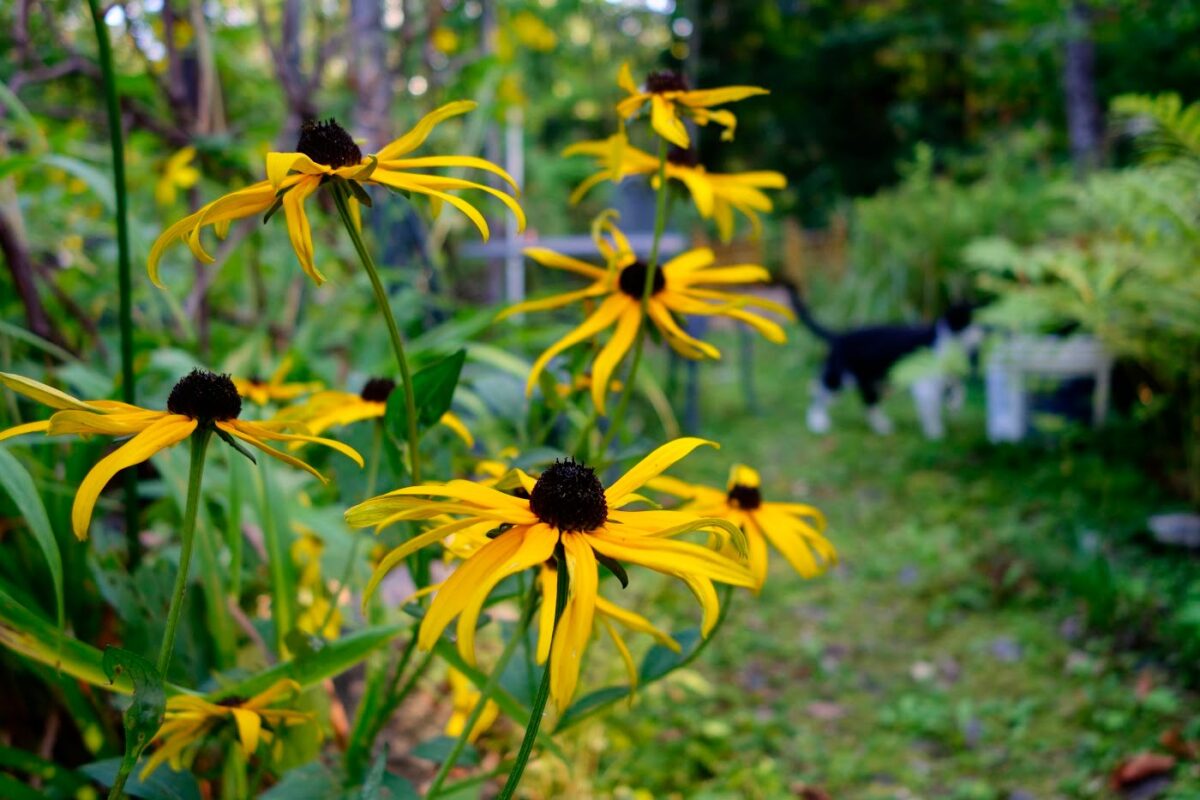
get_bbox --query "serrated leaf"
[103,647,166,793]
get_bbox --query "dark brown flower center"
[296,118,362,168]
[646,70,689,94]
[529,459,607,533]
[167,370,242,423]
[666,146,699,167]
[618,261,666,298]
[727,484,762,510]
[360,377,395,403]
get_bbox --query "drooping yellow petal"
[417,531,526,652]
[372,172,491,240]
[660,248,715,277]
[47,410,164,437]
[218,423,330,483]
[280,176,325,284]
[600,616,638,694]
[0,372,99,412]
[645,301,721,360]
[536,565,557,664]
[438,412,475,448]
[377,480,533,511]
[392,173,526,232]
[497,285,610,320]
[676,266,771,286]
[223,420,364,467]
[73,416,196,539]
[229,708,263,755]
[617,62,639,95]
[381,156,520,192]
[586,531,754,588]
[362,518,483,608]
[595,596,679,651]
[375,100,478,160]
[456,524,557,664]
[0,420,52,443]
[650,95,690,148]
[521,247,608,280]
[266,152,333,189]
[677,86,769,108]
[549,533,598,707]
[605,437,717,504]
[525,295,632,397]
[590,304,643,415]
[677,573,721,636]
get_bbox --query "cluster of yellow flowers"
[0,62,833,788]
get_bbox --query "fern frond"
[1112,92,1200,164]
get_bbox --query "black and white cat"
[785,285,980,438]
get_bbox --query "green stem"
[598,139,670,455]
[157,429,211,676]
[495,556,569,800]
[330,184,422,483]
[86,0,139,566]
[426,579,542,799]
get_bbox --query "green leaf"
[0,446,64,633]
[0,585,133,693]
[257,762,340,800]
[640,629,702,683]
[411,736,478,767]
[253,461,297,657]
[556,686,630,729]
[384,349,467,439]
[103,646,166,786]
[209,623,407,701]
[78,757,201,800]
[361,744,389,799]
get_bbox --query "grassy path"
[583,343,1200,799]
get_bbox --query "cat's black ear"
[944,303,973,332]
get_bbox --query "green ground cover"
[569,338,1200,799]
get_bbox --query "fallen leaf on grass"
[1110,752,1175,790]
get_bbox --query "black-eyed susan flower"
[616,63,767,148]
[148,102,525,287]
[445,668,500,743]
[650,464,835,589]
[498,214,793,414]
[140,680,311,779]
[232,356,324,405]
[279,377,474,448]
[346,438,755,708]
[565,130,786,242]
[0,370,362,539]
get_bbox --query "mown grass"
[547,333,1200,799]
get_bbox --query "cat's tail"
[782,281,835,341]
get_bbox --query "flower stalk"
[158,428,212,677]
[425,575,546,798]
[495,553,569,800]
[86,0,140,564]
[330,182,423,483]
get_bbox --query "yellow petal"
[417,532,525,652]
[525,295,631,397]
[605,437,717,504]
[219,423,329,482]
[439,412,475,448]
[536,565,557,664]
[281,176,325,285]
[660,248,715,276]
[361,518,482,608]
[677,86,769,108]
[590,304,642,416]
[224,420,364,467]
[456,524,557,664]
[601,615,638,694]
[0,372,99,412]
[375,100,478,160]
[595,595,679,651]
[497,285,609,320]
[0,420,51,443]
[372,172,491,240]
[47,410,163,437]
[73,416,196,539]
[617,62,639,95]
[521,247,607,280]
[549,534,598,708]
[230,708,263,755]
[650,95,690,148]
[266,152,332,189]
[586,531,755,588]
[381,156,519,192]
[390,173,525,232]
[676,266,771,286]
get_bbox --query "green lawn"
[555,337,1200,799]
